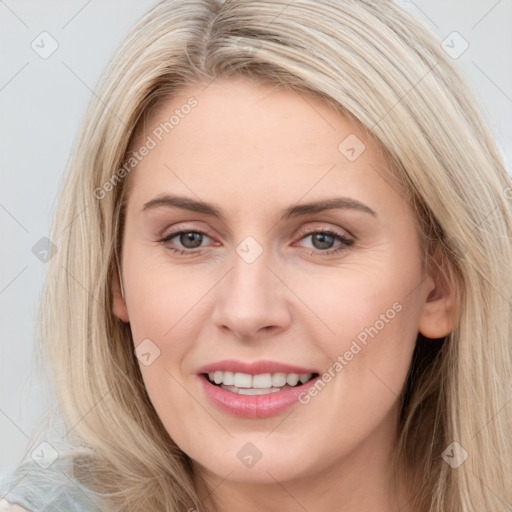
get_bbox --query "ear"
[417,249,459,339]
[112,265,130,323]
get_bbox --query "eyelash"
[158,227,354,256]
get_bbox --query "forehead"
[124,76,404,212]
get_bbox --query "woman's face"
[113,76,453,490]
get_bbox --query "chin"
[190,442,314,484]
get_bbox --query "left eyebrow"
[141,193,378,220]
[282,197,377,219]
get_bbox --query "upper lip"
[197,359,319,375]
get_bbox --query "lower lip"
[198,374,320,418]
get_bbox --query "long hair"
[19,0,512,510]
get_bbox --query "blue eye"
[159,229,212,255]
[159,228,353,256]
[298,229,354,254]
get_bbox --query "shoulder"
[0,457,100,512]
[0,500,32,511]
[0,500,32,512]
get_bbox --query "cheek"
[138,360,205,444]
[122,255,213,417]
[290,256,420,400]
[125,264,206,438]
[122,251,212,345]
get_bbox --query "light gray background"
[1,0,511,478]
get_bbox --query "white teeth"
[220,384,293,395]
[299,373,311,384]
[238,387,284,395]
[222,371,234,385]
[233,372,253,388]
[271,373,287,387]
[286,373,299,386]
[206,371,314,388]
[252,373,272,388]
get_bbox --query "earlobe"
[417,266,458,339]
[112,266,130,323]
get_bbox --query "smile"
[204,371,317,395]
[197,361,321,418]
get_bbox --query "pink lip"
[197,359,318,375]
[198,374,320,418]
[196,359,320,419]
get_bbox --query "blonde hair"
[20,0,512,510]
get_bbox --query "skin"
[112,75,457,512]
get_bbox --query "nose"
[211,248,292,341]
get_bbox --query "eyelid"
[293,227,354,254]
[159,226,214,245]
[158,222,354,256]
[293,222,353,240]
[159,221,352,241]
